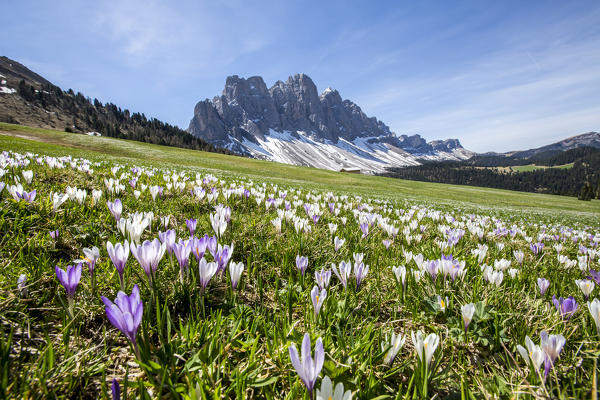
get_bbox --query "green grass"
[511,163,574,172]
[1,125,599,399]
[1,122,598,224]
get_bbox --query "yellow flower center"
[316,295,320,304]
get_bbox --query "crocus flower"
[190,235,208,261]
[540,331,565,378]
[21,189,36,203]
[111,379,121,400]
[392,265,407,289]
[382,331,405,366]
[82,246,100,276]
[210,213,227,237]
[334,236,345,251]
[158,229,176,255]
[530,242,544,255]
[49,229,59,240]
[382,239,391,249]
[354,263,369,289]
[517,336,545,373]
[107,199,122,221]
[537,278,550,295]
[214,243,234,274]
[55,264,82,298]
[17,274,27,297]
[315,268,331,290]
[552,295,578,319]
[333,261,352,289]
[289,333,324,398]
[207,235,218,259]
[131,239,166,282]
[575,279,594,300]
[198,257,218,289]
[173,239,192,281]
[411,330,439,368]
[588,298,600,334]
[296,255,308,276]
[316,376,352,400]
[107,240,129,289]
[360,222,369,238]
[229,261,244,289]
[311,285,326,318]
[186,218,197,236]
[101,284,143,357]
[461,303,476,333]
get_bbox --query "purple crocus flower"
[111,378,121,400]
[540,331,565,378]
[552,295,578,319]
[190,235,208,261]
[382,239,391,249]
[20,189,36,203]
[107,199,122,221]
[296,255,308,276]
[289,333,324,398]
[332,261,352,289]
[530,242,544,255]
[158,229,176,255]
[314,268,331,290]
[129,178,137,188]
[426,260,439,281]
[101,285,143,357]
[360,222,369,238]
[214,243,234,274]
[173,239,192,280]
[107,240,130,289]
[311,286,326,318]
[131,239,166,282]
[49,229,59,240]
[537,278,550,295]
[186,218,197,236]
[207,235,218,259]
[55,264,82,298]
[354,262,369,289]
[312,214,320,225]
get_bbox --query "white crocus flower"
[411,330,439,368]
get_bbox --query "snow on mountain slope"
[226,129,468,173]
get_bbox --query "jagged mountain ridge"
[188,74,472,172]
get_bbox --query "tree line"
[16,80,236,156]
[379,147,600,200]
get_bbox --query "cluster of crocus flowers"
[289,333,324,399]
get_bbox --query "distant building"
[339,167,361,174]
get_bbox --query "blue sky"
[3,0,600,152]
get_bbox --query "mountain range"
[188,74,473,173]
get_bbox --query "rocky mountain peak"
[187,73,472,172]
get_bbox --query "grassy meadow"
[0,122,599,399]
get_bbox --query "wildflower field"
[1,125,600,399]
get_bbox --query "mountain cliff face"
[188,74,472,172]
